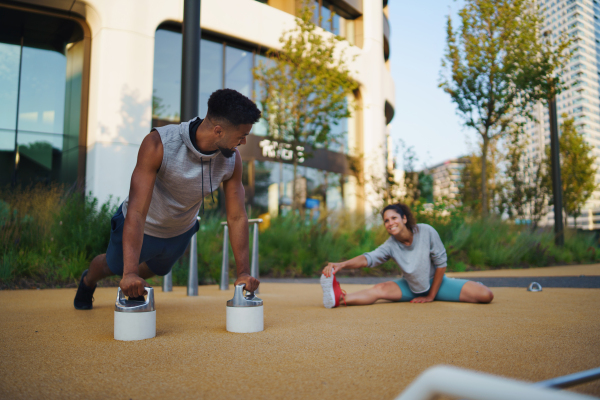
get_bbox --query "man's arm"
[120,130,163,297]
[222,150,259,292]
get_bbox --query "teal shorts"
[392,275,469,302]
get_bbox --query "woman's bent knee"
[373,281,402,301]
[480,288,494,303]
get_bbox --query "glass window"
[16,46,67,184]
[313,1,343,36]
[152,29,182,123]
[18,47,66,135]
[200,39,223,118]
[0,7,84,186]
[152,31,258,122]
[328,113,348,153]
[225,46,252,98]
[250,160,349,216]
[253,53,271,136]
[0,43,19,133]
[0,42,19,177]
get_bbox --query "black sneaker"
[74,269,96,310]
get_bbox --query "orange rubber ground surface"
[1,275,599,399]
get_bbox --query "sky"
[388,1,469,170]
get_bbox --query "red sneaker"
[320,274,347,308]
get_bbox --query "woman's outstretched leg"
[320,275,403,308]
[344,281,403,305]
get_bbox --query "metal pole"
[162,270,172,292]
[220,225,229,290]
[181,0,200,122]
[251,222,259,294]
[534,367,600,389]
[548,95,564,246]
[187,232,198,296]
[187,216,201,296]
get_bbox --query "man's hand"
[234,273,260,293]
[120,273,149,297]
[410,296,434,304]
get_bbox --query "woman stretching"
[320,203,494,308]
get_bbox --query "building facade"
[424,157,469,204]
[0,0,395,217]
[525,0,600,229]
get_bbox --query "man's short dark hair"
[206,89,261,126]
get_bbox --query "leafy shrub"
[1,187,598,288]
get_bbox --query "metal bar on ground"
[220,219,264,225]
[251,221,259,294]
[220,219,262,291]
[534,367,600,389]
[187,216,200,296]
[220,225,229,290]
[162,270,172,292]
[187,232,198,296]
[396,365,593,400]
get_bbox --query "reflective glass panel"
[253,54,270,136]
[18,47,66,135]
[328,115,348,153]
[321,5,332,29]
[153,29,182,123]
[0,42,20,132]
[332,13,340,35]
[0,42,20,179]
[225,46,252,98]
[17,131,62,183]
[200,39,223,118]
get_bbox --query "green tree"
[253,2,358,210]
[459,141,502,215]
[501,127,549,228]
[544,115,597,227]
[400,141,420,204]
[440,0,562,216]
[417,172,433,204]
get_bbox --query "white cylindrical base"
[114,311,156,341]
[226,306,263,333]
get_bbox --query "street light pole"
[181,0,200,123]
[548,94,564,246]
[181,0,201,295]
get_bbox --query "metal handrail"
[396,365,597,400]
[221,219,264,225]
[220,219,263,292]
[534,367,600,389]
[162,216,201,294]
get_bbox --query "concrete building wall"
[10,0,394,216]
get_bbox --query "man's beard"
[217,145,236,158]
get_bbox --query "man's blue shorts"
[105,204,199,276]
[392,275,469,302]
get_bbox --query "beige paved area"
[446,263,600,278]
[1,278,599,399]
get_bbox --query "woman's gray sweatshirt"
[363,223,447,293]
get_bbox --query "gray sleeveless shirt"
[122,118,236,238]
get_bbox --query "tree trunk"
[339,174,345,209]
[481,137,489,217]
[324,172,329,210]
[292,155,298,211]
